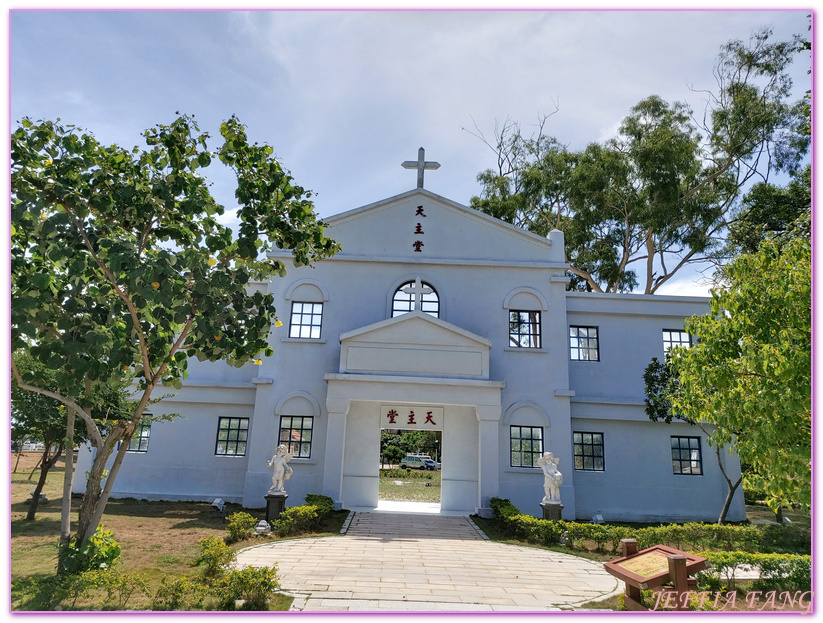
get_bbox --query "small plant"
[226,511,257,543]
[151,575,207,611]
[278,505,319,534]
[61,525,122,575]
[74,569,150,610]
[304,494,335,518]
[195,536,236,577]
[11,575,72,611]
[380,468,433,480]
[217,565,280,610]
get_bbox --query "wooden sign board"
[604,545,707,590]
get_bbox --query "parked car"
[400,455,428,470]
[424,459,439,470]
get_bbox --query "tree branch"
[10,359,104,449]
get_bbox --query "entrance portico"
[321,311,505,516]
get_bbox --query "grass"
[378,468,440,503]
[745,503,811,529]
[10,452,346,611]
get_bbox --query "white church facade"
[75,163,745,523]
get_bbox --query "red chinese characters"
[413,240,424,252]
[407,410,417,425]
[386,409,398,424]
[425,411,436,425]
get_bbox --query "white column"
[322,399,349,509]
[476,405,502,517]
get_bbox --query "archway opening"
[379,429,442,505]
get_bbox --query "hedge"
[699,551,811,592]
[487,498,797,554]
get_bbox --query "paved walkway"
[236,511,621,612]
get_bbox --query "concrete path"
[236,511,621,612]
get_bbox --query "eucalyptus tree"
[11,114,340,556]
[471,29,808,293]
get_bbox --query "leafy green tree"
[643,355,743,524]
[667,223,810,512]
[381,446,405,467]
[726,164,811,256]
[471,29,808,293]
[11,114,339,554]
[11,351,72,520]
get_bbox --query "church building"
[75,152,746,523]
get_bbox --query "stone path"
[236,512,621,611]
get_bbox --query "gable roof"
[319,189,565,266]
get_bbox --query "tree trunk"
[717,475,743,525]
[26,443,63,521]
[28,456,43,480]
[75,442,113,545]
[58,407,76,576]
[13,450,23,473]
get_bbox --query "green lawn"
[378,468,440,503]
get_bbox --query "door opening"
[379,429,442,505]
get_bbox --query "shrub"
[491,511,770,555]
[278,505,319,535]
[759,523,811,554]
[217,565,280,610]
[699,551,811,593]
[489,497,520,522]
[304,494,335,519]
[74,569,150,610]
[61,525,122,575]
[379,468,433,480]
[196,536,236,577]
[226,511,257,543]
[11,575,72,611]
[151,575,207,611]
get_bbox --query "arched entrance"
[320,310,504,515]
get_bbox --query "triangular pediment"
[323,189,564,265]
[337,311,490,379]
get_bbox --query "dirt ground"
[11,451,233,583]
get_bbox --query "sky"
[7,7,813,296]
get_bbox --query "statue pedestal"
[540,501,564,521]
[265,492,288,523]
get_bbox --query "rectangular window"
[289,302,323,339]
[127,417,152,453]
[510,426,543,467]
[509,310,542,348]
[279,416,313,459]
[570,326,599,361]
[663,329,691,353]
[573,432,604,471]
[671,436,702,475]
[216,417,249,456]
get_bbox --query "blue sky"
[8,8,812,295]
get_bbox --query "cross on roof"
[402,147,440,189]
[402,277,433,312]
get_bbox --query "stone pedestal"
[265,492,288,523]
[541,501,564,521]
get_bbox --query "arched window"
[392,278,439,318]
